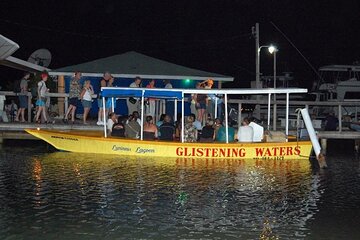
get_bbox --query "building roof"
[51,51,233,82]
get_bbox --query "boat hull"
[25,129,313,160]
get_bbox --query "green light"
[185,79,191,83]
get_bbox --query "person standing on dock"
[34,72,49,124]
[64,72,82,124]
[15,72,30,122]
[126,76,141,116]
[97,72,112,125]
[80,80,94,124]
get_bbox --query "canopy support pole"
[103,97,107,138]
[285,92,289,138]
[267,93,271,130]
[214,97,218,119]
[140,90,145,140]
[224,93,229,143]
[181,94,184,143]
[174,99,177,122]
[111,97,115,112]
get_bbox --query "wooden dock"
[0,122,103,142]
[1,122,359,142]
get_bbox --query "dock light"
[268,45,278,54]
[37,127,40,131]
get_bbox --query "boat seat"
[264,131,286,142]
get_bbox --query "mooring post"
[320,138,327,155]
[355,139,360,153]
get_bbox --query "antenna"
[27,48,52,67]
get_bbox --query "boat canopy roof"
[101,87,184,99]
[101,87,308,99]
[319,65,360,72]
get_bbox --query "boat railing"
[227,98,360,132]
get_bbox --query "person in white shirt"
[107,112,117,133]
[80,80,94,124]
[238,117,254,142]
[35,73,49,123]
[127,76,141,115]
[249,117,264,142]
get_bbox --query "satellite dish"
[28,48,52,67]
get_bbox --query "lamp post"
[268,45,278,130]
[258,45,278,129]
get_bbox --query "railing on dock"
[0,91,96,123]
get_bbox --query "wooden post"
[338,104,342,132]
[321,138,327,155]
[238,102,242,125]
[58,75,65,118]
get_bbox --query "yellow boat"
[25,129,312,160]
[26,87,318,161]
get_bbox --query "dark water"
[0,140,359,240]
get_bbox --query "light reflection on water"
[0,142,358,239]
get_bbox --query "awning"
[101,88,143,98]
[143,89,182,99]
[101,87,183,99]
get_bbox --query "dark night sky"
[1,0,360,89]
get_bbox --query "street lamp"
[258,44,278,129]
[268,45,278,89]
[268,45,279,130]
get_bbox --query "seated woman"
[125,114,141,139]
[215,122,236,142]
[143,115,158,140]
[111,116,126,137]
[237,117,254,142]
[200,119,215,142]
[184,116,198,142]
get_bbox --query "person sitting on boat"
[200,119,215,142]
[156,114,166,137]
[126,76,141,115]
[159,115,176,141]
[237,117,254,142]
[125,114,141,139]
[143,115,158,140]
[184,116,198,142]
[215,121,235,142]
[111,116,127,137]
[248,117,264,142]
[190,113,202,131]
[213,118,223,136]
[107,112,117,133]
[132,111,142,125]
